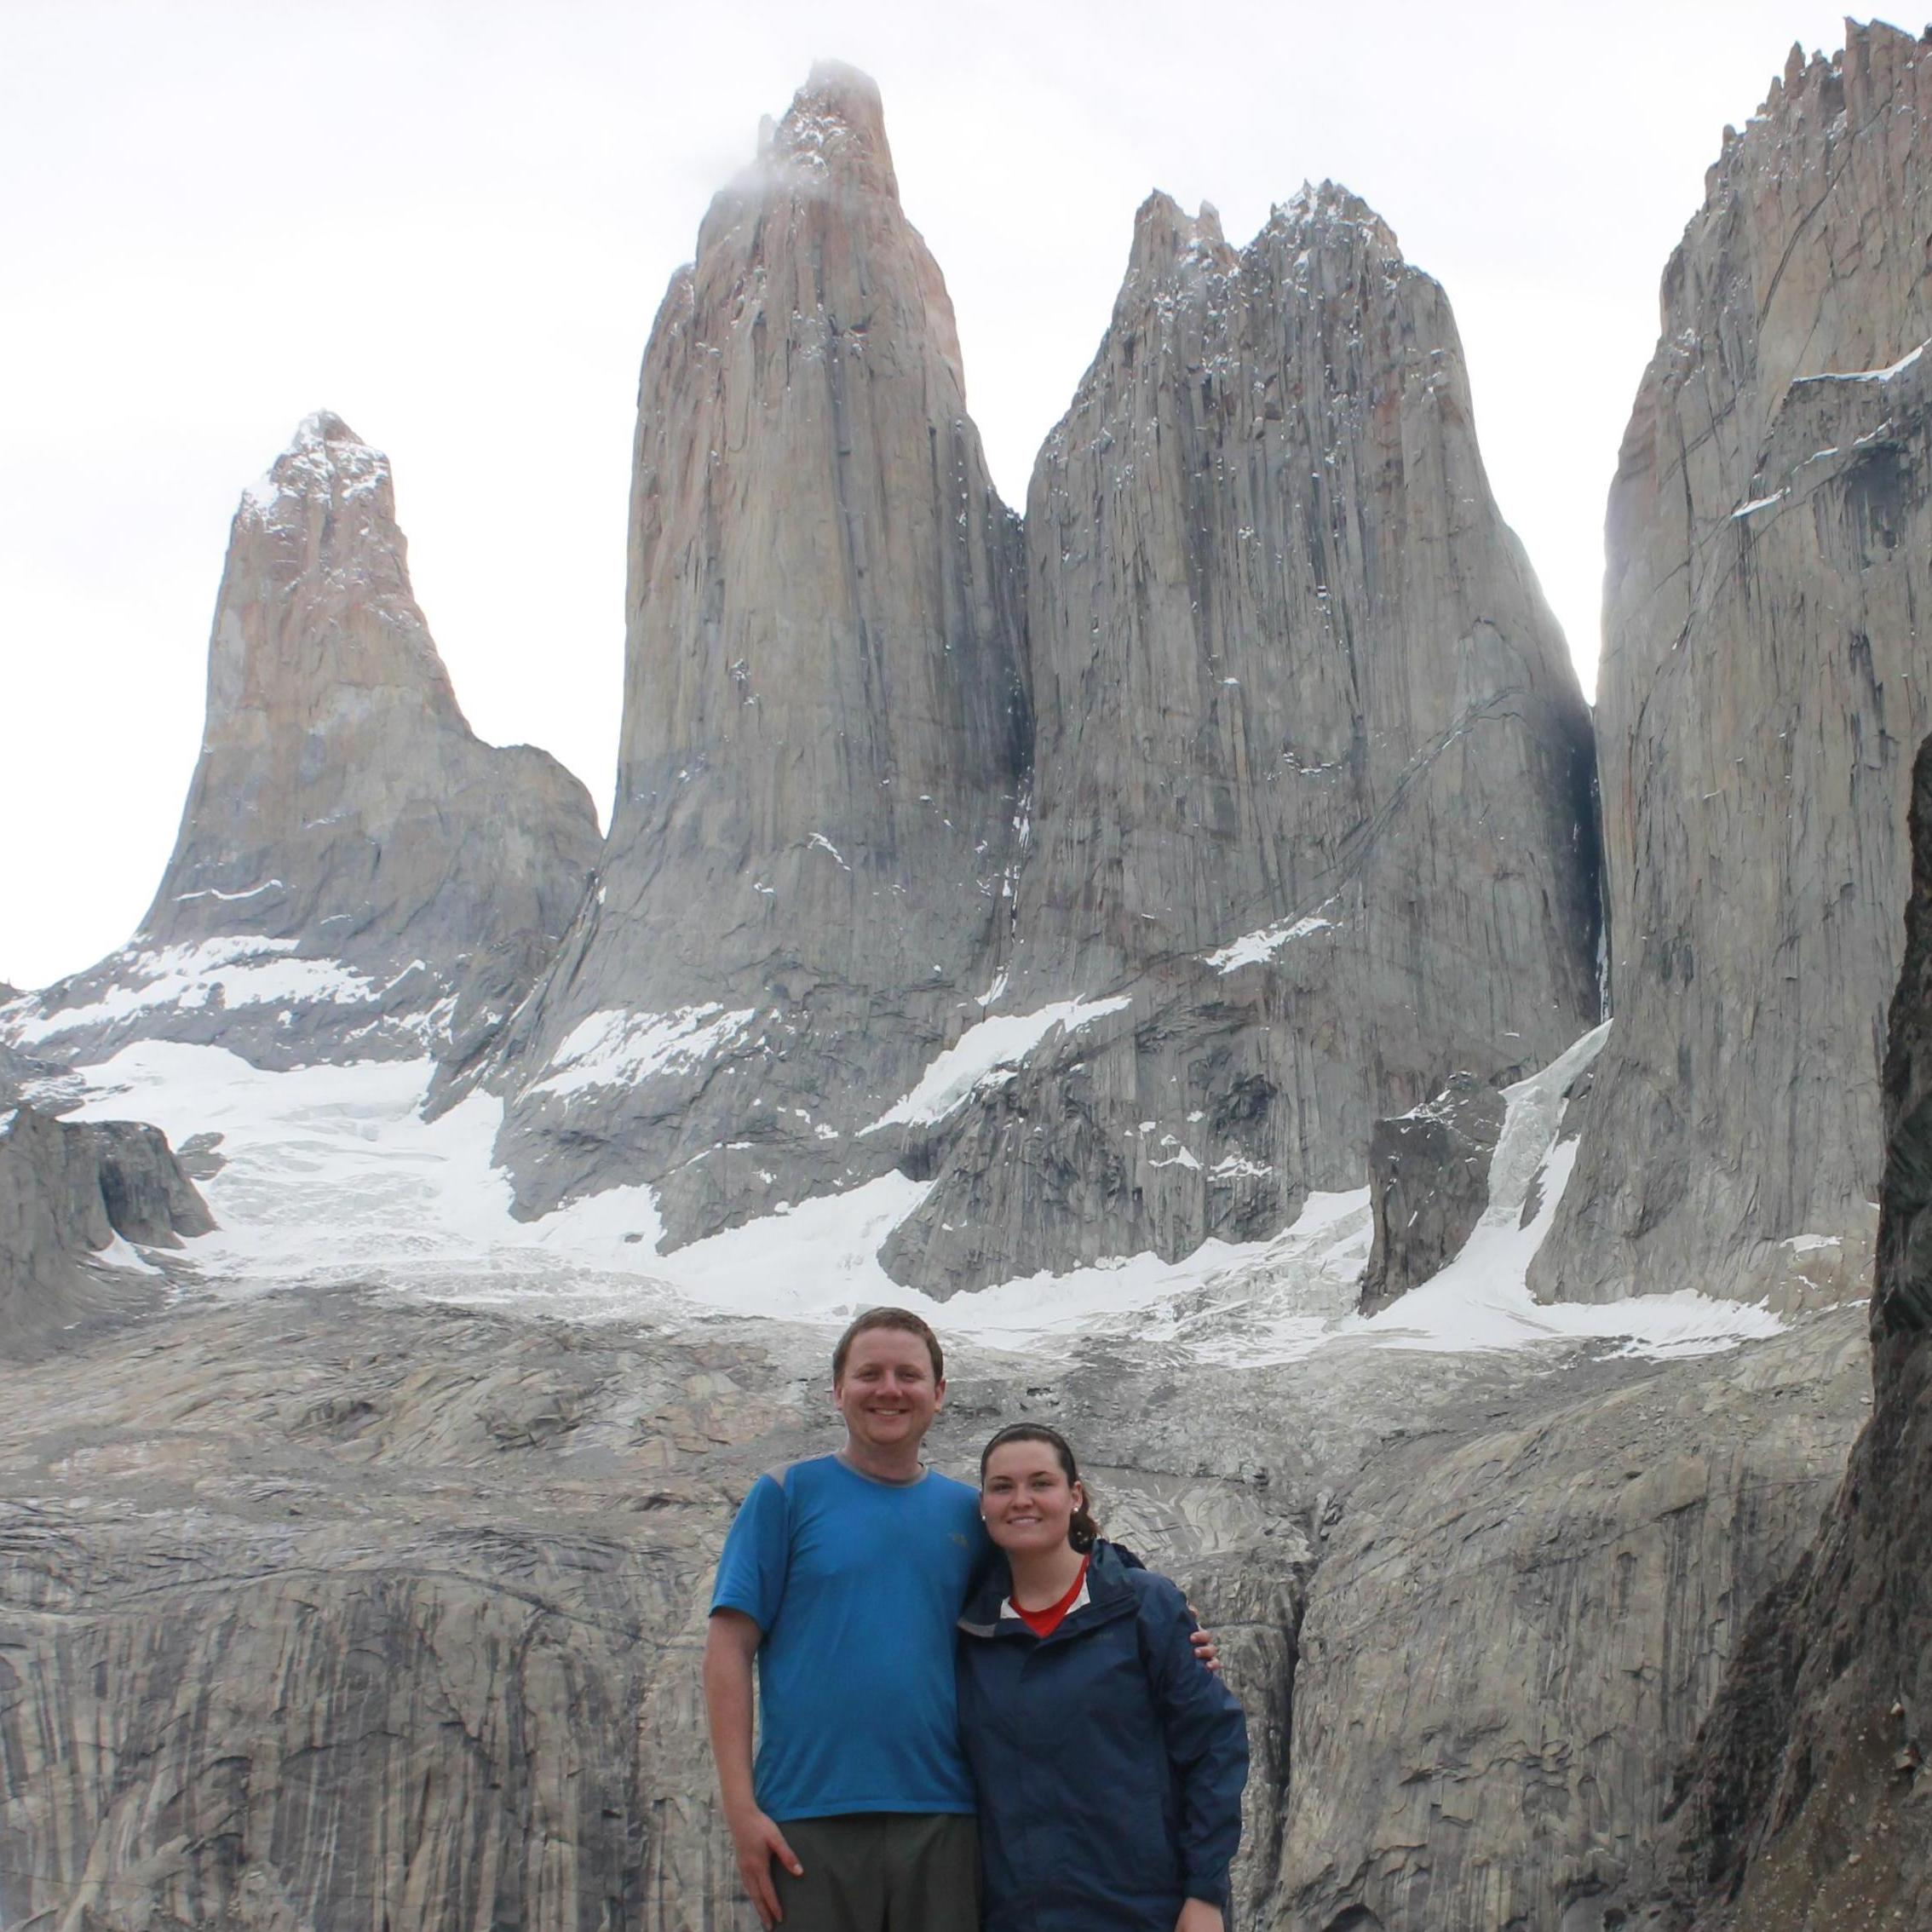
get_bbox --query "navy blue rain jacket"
[956,1539,1250,1932]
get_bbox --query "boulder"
[1358,1072,1506,1314]
[0,1102,213,1358]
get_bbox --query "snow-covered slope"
[37,1020,1777,1362]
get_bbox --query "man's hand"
[704,1611,802,1925]
[1176,1900,1224,1932]
[725,1803,803,1929]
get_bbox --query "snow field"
[45,1016,1783,1361]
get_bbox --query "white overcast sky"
[0,0,1878,989]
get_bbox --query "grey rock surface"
[6,413,600,1072]
[1536,22,1932,1312]
[0,1290,1310,1932]
[484,64,1029,1239]
[0,1259,1867,1932]
[0,1103,212,1360]
[1358,1071,1507,1313]
[880,187,1600,1297]
[1607,733,1932,1932]
[1270,1306,1869,1932]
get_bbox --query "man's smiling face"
[834,1328,944,1454]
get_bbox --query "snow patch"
[1782,1232,1842,1256]
[526,1004,756,1100]
[89,1232,163,1276]
[174,879,285,906]
[1206,900,1340,972]
[862,998,1131,1133]
[1337,1023,1783,1359]
[10,939,377,1044]
[37,1021,1786,1365]
[1792,338,1929,385]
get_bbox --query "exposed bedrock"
[1358,1071,1507,1314]
[1603,732,1932,1932]
[0,1103,213,1360]
[884,187,1600,1296]
[0,1291,1343,1932]
[5,412,601,1073]
[1535,21,1932,1312]
[0,1284,1869,1932]
[485,63,1029,1236]
[1270,1307,1870,1932]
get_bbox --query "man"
[704,1307,1216,1931]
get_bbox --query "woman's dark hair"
[980,1423,1101,1553]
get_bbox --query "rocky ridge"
[4,413,601,1076]
[1536,21,1932,1313]
[472,101,1599,1298]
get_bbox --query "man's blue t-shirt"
[710,1454,988,1821]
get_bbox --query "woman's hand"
[1176,1900,1224,1932]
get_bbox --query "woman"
[956,1423,1249,1932]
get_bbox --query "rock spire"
[11,413,601,1070]
[881,181,1601,1293]
[1533,20,1932,1309]
[488,63,1029,1235]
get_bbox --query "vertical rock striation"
[9,413,601,1071]
[1536,23,1932,1310]
[1268,1309,1870,1932]
[489,64,1028,1238]
[884,187,1600,1294]
[1629,731,1932,1932]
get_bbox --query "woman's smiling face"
[980,1438,1084,1554]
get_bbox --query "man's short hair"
[832,1307,945,1385]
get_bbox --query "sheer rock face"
[883,188,1600,1296]
[1272,1308,1869,1932]
[0,1104,212,1359]
[1613,733,1932,1932]
[6,414,600,1072]
[488,65,1029,1234]
[1535,23,1932,1312]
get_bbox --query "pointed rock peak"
[1126,190,1237,277]
[1262,179,1400,257]
[240,411,390,525]
[758,58,895,198]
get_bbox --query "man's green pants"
[770,1813,979,1932]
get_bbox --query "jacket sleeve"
[1140,1575,1250,1906]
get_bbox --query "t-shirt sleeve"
[710,1471,791,1631]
